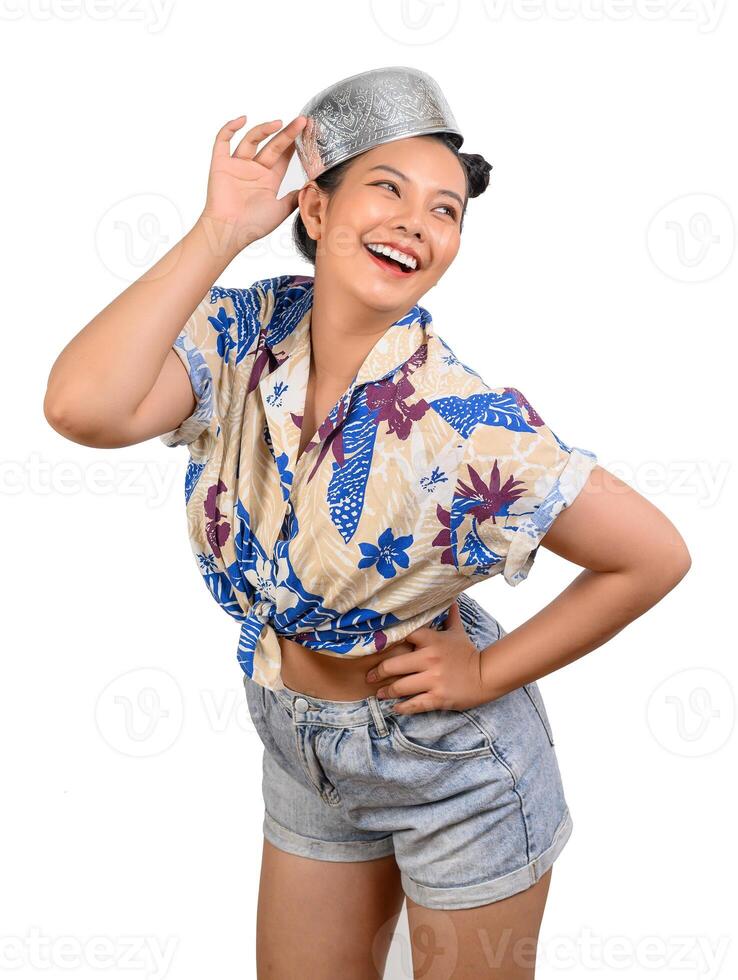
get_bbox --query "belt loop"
[367,695,389,737]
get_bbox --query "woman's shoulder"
[424,332,577,455]
[425,327,516,414]
[217,272,314,312]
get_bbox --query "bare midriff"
[278,633,423,701]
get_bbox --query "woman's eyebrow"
[366,164,465,209]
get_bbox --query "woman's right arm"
[43,215,244,448]
[43,113,307,449]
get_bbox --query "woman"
[44,93,691,978]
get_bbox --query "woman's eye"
[371,181,457,219]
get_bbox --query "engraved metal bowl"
[294,66,464,183]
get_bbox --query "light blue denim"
[242,593,573,911]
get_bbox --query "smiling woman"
[285,133,494,353]
[292,134,492,271]
[42,63,690,980]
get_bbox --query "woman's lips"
[364,244,417,277]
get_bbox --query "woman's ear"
[298,181,323,242]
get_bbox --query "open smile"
[363,244,420,278]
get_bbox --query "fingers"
[263,130,302,187]
[404,625,435,643]
[275,187,302,219]
[366,651,420,683]
[214,115,307,186]
[444,600,462,625]
[406,613,441,642]
[253,115,307,173]
[261,188,302,232]
[391,694,439,715]
[231,118,284,161]
[211,115,250,162]
[377,674,428,701]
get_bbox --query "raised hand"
[200,114,308,251]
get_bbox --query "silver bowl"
[295,65,464,182]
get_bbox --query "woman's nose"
[393,220,425,242]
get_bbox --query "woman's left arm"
[478,464,692,701]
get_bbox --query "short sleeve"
[159,283,263,448]
[453,386,598,585]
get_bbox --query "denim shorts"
[242,598,573,911]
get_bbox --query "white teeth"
[366,242,417,270]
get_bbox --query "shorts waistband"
[272,681,402,729]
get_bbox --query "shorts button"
[293,697,310,712]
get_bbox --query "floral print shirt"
[160,273,597,692]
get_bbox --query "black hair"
[292,132,492,266]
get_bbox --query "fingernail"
[366,670,376,681]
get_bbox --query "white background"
[1,1,736,977]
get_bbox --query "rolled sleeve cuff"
[159,329,215,448]
[503,447,598,587]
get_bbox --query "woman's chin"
[350,268,421,309]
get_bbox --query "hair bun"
[460,152,493,198]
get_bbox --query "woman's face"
[300,135,467,313]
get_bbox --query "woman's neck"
[309,274,409,387]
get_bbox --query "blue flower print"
[358,526,414,579]
[274,450,294,501]
[419,465,449,493]
[208,306,237,363]
[197,552,218,574]
[184,458,206,503]
[266,379,289,408]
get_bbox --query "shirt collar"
[264,274,435,387]
[255,274,435,491]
